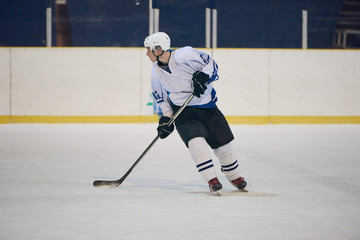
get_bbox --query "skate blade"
[210,190,222,196]
[240,187,248,192]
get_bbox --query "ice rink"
[0,123,359,240]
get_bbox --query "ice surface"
[0,124,360,240]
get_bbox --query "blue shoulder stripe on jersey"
[201,54,210,64]
[208,61,219,84]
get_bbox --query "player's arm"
[151,77,174,139]
[186,48,219,84]
[186,48,219,97]
[151,74,173,117]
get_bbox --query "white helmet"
[144,32,171,51]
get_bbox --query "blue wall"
[0,0,342,48]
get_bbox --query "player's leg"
[213,142,247,191]
[204,106,247,191]
[173,106,222,194]
[188,137,222,194]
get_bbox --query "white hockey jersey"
[151,46,219,117]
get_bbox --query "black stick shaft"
[93,94,195,187]
[117,135,159,184]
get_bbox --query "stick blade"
[93,180,121,187]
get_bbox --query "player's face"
[146,47,157,62]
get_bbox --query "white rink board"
[214,49,271,115]
[270,50,360,116]
[10,48,153,116]
[0,48,10,115]
[1,48,360,117]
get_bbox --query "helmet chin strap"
[153,48,164,62]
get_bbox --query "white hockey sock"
[188,137,217,182]
[214,142,241,181]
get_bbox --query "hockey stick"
[93,94,195,187]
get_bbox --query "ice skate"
[231,177,248,192]
[208,178,222,196]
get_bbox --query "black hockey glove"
[192,71,209,98]
[157,116,174,139]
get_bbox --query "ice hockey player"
[144,32,247,195]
